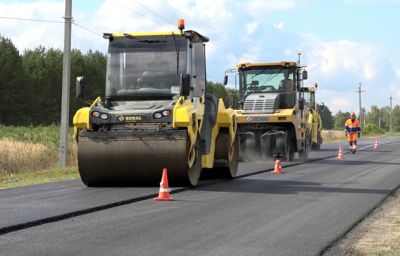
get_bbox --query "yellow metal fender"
[173,97,201,168]
[72,97,101,140]
[202,99,237,168]
[311,111,322,144]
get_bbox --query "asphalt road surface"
[0,137,399,256]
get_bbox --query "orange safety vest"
[345,119,360,134]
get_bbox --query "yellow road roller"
[73,21,238,186]
[225,61,314,162]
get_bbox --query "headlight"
[154,112,163,119]
[91,111,100,118]
[162,110,171,117]
[100,113,109,120]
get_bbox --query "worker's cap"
[350,112,356,117]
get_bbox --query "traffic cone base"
[271,159,284,174]
[155,168,174,201]
[338,144,344,160]
[373,138,380,150]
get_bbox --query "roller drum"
[77,129,191,186]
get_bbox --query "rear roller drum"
[213,130,239,179]
[186,136,202,186]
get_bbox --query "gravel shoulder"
[330,189,400,255]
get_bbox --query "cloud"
[246,0,297,17]
[296,33,400,113]
[0,1,65,51]
[273,21,284,30]
[330,97,352,109]
[395,69,400,77]
[301,34,383,84]
[246,21,258,34]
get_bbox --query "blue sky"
[1,0,399,113]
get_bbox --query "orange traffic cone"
[271,159,283,174]
[373,138,380,150]
[155,168,174,201]
[338,144,344,160]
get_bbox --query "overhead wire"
[114,0,174,31]
[0,15,103,39]
[158,0,282,52]
[72,21,103,37]
[0,16,63,24]
[122,0,240,56]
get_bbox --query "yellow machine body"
[73,29,238,187]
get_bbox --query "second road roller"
[73,20,238,187]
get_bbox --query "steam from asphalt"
[239,138,274,163]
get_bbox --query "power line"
[0,16,63,24]
[114,1,247,56]
[0,15,103,38]
[133,0,176,27]
[159,0,282,52]
[114,0,174,31]
[72,21,102,37]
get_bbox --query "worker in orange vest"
[345,112,361,152]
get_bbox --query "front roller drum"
[77,130,201,187]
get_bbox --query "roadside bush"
[363,124,385,135]
[0,125,76,174]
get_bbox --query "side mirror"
[302,70,308,80]
[76,76,85,99]
[299,98,305,110]
[223,75,228,86]
[180,74,191,96]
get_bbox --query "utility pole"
[59,0,72,167]
[356,82,365,131]
[389,94,393,133]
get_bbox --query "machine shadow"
[306,159,400,166]
[196,178,392,195]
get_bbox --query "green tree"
[207,81,228,103]
[391,105,400,132]
[334,111,350,130]
[365,105,380,128]
[0,35,25,124]
[379,107,390,131]
[317,103,334,129]
[22,47,63,124]
[70,50,106,122]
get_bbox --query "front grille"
[244,98,275,113]
[243,99,255,111]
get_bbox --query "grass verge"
[338,190,400,255]
[0,166,80,190]
[0,125,76,175]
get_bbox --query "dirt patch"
[336,190,400,255]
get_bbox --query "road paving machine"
[302,83,323,150]
[73,20,238,186]
[225,61,316,162]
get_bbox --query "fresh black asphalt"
[0,137,399,256]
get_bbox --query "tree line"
[1,35,398,133]
[0,35,106,125]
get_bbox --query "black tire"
[187,136,202,186]
[214,131,239,179]
[261,135,273,159]
[312,131,322,150]
[299,131,311,162]
[275,135,290,162]
[238,136,246,162]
